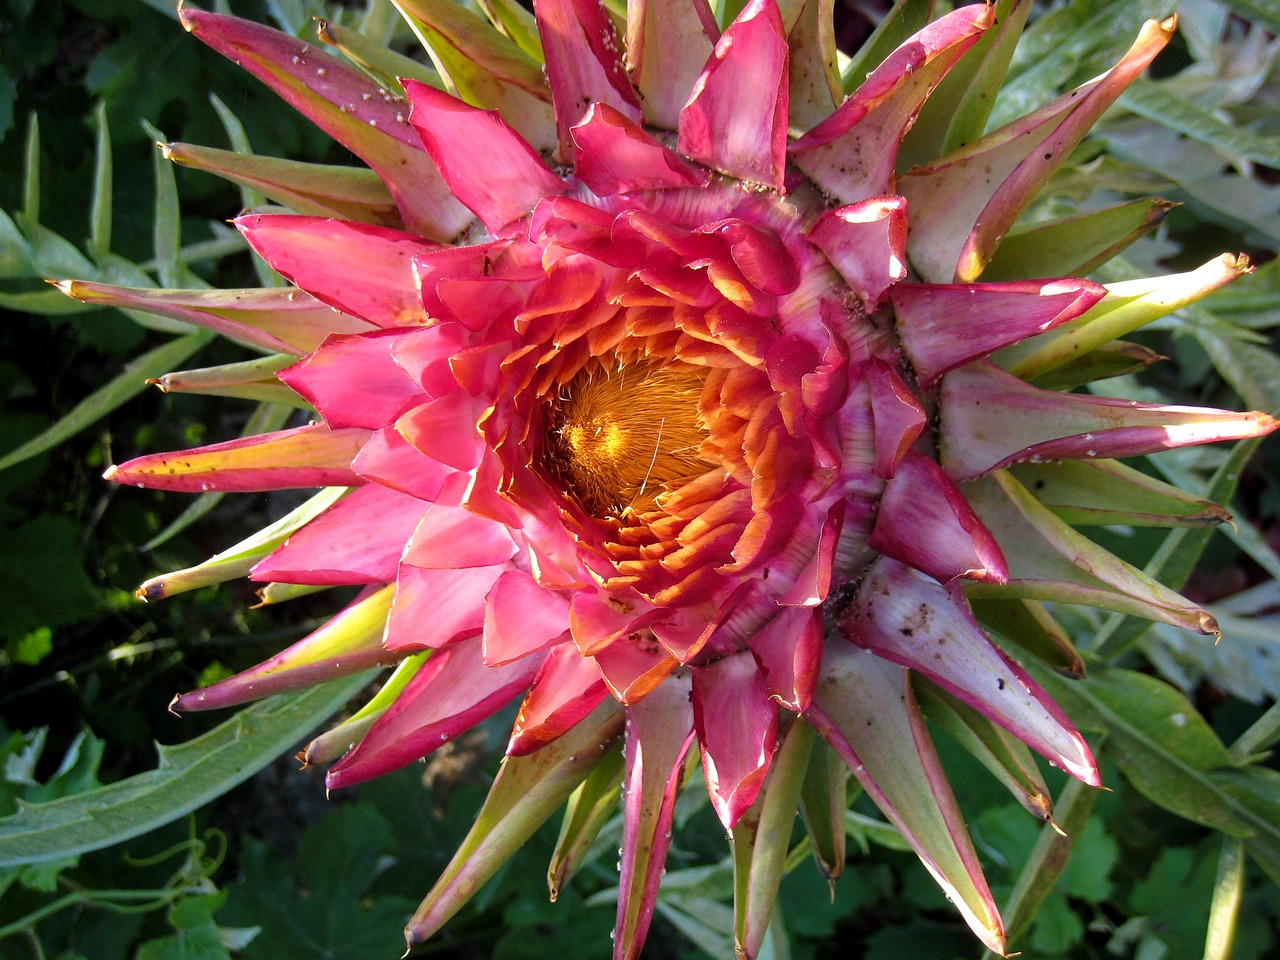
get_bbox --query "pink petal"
[325,637,543,789]
[103,424,368,493]
[172,586,396,711]
[777,500,845,606]
[396,394,486,472]
[352,426,466,502]
[892,278,1107,385]
[236,215,438,327]
[180,9,470,240]
[569,591,660,657]
[534,0,643,157]
[570,103,709,195]
[624,0,717,130]
[868,451,1008,585]
[401,503,517,569]
[701,218,799,296]
[507,641,609,755]
[412,241,534,328]
[388,322,472,397]
[747,605,823,711]
[55,282,372,357]
[484,570,573,665]
[530,195,623,258]
[384,564,507,652]
[678,0,789,189]
[865,358,928,479]
[250,484,428,585]
[789,5,992,201]
[593,639,678,704]
[899,17,1176,282]
[279,329,425,429]
[805,197,908,310]
[403,78,567,234]
[693,650,778,827]
[843,558,1099,785]
[941,361,1279,481]
[615,676,695,960]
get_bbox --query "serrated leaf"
[0,330,212,472]
[137,894,234,960]
[227,833,411,960]
[0,673,372,867]
[0,516,104,640]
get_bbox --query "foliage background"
[1,0,1279,958]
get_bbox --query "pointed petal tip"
[102,464,120,482]
[135,579,164,602]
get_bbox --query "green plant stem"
[0,886,183,942]
[22,928,46,960]
[1228,701,1280,764]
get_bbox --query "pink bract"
[87,1,1277,958]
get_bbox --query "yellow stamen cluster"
[548,361,711,517]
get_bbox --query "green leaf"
[899,0,1031,165]
[980,775,1100,956]
[0,64,15,144]
[1144,581,1280,705]
[1027,892,1084,955]
[994,0,1175,128]
[981,198,1172,283]
[1119,76,1280,168]
[1218,0,1280,36]
[1059,817,1117,902]
[137,894,236,960]
[298,805,395,908]
[0,208,34,278]
[0,330,211,472]
[1205,838,1246,960]
[1130,845,1219,954]
[226,832,414,960]
[1192,326,1280,415]
[840,0,932,94]
[1029,663,1280,884]
[143,119,182,288]
[0,516,104,640]
[89,101,113,260]
[0,673,373,867]
[1090,436,1262,659]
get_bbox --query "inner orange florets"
[545,359,712,516]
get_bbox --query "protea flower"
[65,0,1277,955]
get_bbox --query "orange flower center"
[547,361,712,517]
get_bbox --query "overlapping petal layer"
[90,2,1278,958]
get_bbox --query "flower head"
[80,0,1277,956]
